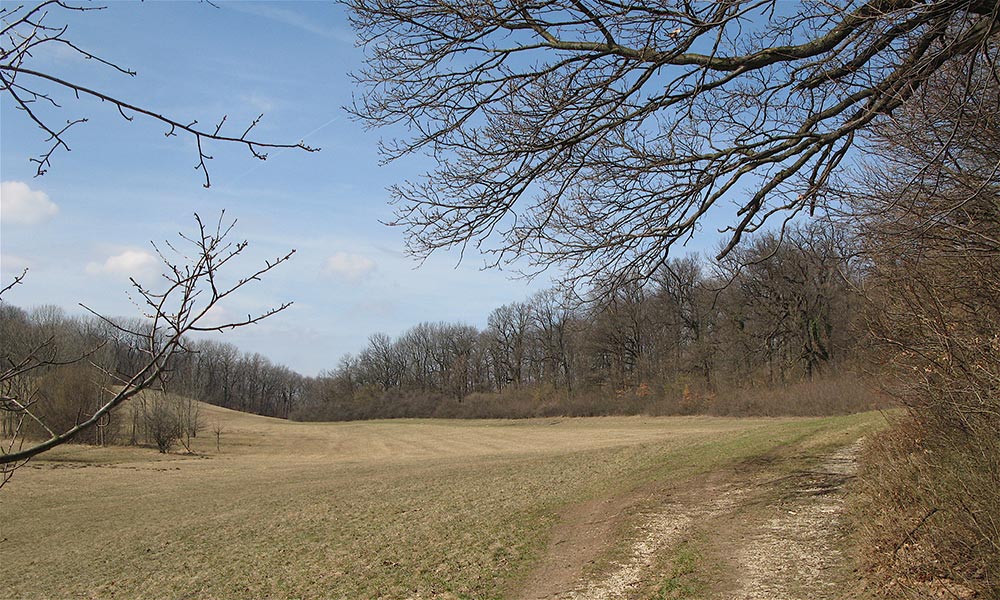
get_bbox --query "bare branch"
[347,0,1000,288]
[1,1,319,186]
[0,213,293,467]
[0,268,28,299]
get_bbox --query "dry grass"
[1,401,883,599]
[851,413,999,599]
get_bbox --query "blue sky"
[1,1,717,376]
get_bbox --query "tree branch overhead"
[347,0,1000,288]
[0,1,319,187]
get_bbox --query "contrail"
[219,114,340,187]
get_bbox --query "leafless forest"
[1,219,873,429]
[2,1,998,598]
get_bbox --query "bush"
[708,375,888,417]
[291,372,882,422]
[143,395,184,453]
[845,57,1000,599]
[854,414,999,598]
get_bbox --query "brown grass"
[851,413,999,599]
[2,401,884,599]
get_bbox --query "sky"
[0,1,718,376]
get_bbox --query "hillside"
[1,402,885,599]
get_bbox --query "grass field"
[0,402,884,599]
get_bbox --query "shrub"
[144,395,184,453]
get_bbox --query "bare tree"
[177,393,202,452]
[358,333,404,391]
[347,0,999,287]
[529,289,578,391]
[713,223,858,384]
[487,302,534,389]
[212,419,223,453]
[585,280,652,388]
[1,1,318,187]
[843,55,1000,596]
[651,257,715,383]
[0,213,293,485]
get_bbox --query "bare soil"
[729,440,863,600]
[518,440,867,600]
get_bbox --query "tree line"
[0,218,875,440]
[0,303,303,451]
[294,221,873,421]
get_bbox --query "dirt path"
[729,440,863,600]
[517,441,864,600]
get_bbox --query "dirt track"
[519,441,864,600]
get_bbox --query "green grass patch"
[654,541,701,599]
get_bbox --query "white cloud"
[1,181,59,225]
[0,254,31,274]
[324,252,376,281]
[227,4,350,40]
[240,93,276,112]
[86,249,158,278]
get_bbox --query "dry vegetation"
[1,399,883,599]
[842,57,1000,599]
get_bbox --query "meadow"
[0,402,884,599]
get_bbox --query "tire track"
[521,441,865,600]
[728,441,863,600]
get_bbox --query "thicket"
[847,57,1000,598]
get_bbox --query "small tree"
[176,395,202,452]
[212,420,223,453]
